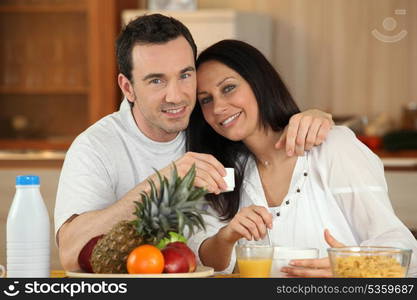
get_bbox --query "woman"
[186,40,417,277]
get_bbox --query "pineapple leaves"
[134,163,209,245]
[176,209,185,235]
[182,163,197,190]
[148,179,159,206]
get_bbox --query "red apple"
[166,242,196,272]
[161,246,189,273]
[78,234,104,273]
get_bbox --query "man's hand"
[280,229,345,278]
[275,109,334,156]
[157,152,227,195]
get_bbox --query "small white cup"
[223,168,235,192]
[0,264,5,278]
[270,246,319,277]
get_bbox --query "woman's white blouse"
[187,126,417,276]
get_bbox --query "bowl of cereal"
[328,246,412,278]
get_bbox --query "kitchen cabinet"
[122,9,273,61]
[377,150,417,234]
[0,0,137,151]
[385,171,417,231]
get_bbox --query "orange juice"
[237,258,272,278]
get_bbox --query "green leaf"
[168,231,187,242]
[188,213,206,232]
[156,231,187,249]
[188,188,208,203]
[159,214,169,233]
[161,178,171,206]
[148,178,160,206]
[176,210,185,235]
[182,164,196,189]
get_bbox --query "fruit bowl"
[66,265,214,278]
[328,246,412,278]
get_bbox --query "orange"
[126,244,165,274]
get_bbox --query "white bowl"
[270,246,319,277]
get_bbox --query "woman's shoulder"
[315,125,365,153]
[309,125,383,170]
[324,125,357,146]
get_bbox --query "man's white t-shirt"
[54,99,185,235]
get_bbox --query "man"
[55,14,333,271]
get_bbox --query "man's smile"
[161,106,187,118]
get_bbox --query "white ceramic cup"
[270,246,319,277]
[0,264,5,278]
[223,168,235,192]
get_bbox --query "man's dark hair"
[187,40,300,221]
[116,14,197,82]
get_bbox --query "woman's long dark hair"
[186,40,300,221]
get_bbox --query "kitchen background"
[0,0,416,270]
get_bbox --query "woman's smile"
[220,111,242,127]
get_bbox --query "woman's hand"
[221,205,273,243]
[280,229,345,278]
[275,109,334,156]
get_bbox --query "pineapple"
[90,164,207,273]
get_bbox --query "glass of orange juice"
[236,244,274,278]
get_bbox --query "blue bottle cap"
[16,175,40,185]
